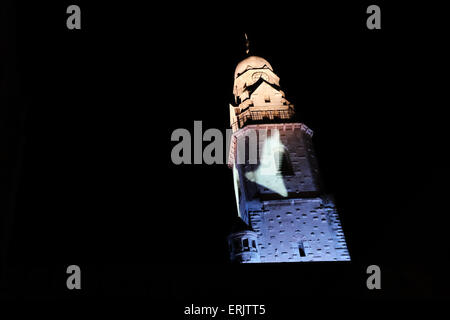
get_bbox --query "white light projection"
[244,129,288,197]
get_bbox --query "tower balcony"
[231,105,296,132]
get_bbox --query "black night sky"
[1,0,450,307]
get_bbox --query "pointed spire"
[244,33,250,55]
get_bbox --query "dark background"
[1,0,449,306]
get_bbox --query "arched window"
[274,148,294,176]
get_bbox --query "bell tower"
[227,54,350,263]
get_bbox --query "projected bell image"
[244,129,289,198]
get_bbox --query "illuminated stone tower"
[227,55,350,263]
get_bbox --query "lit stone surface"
[230,55,290,132]
[250,197,349,262]
[228,55,350,263]
[234,56,273,80]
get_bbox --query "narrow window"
[251,240,256,248]
[243,238,249,248]
[274,149,294,176]
[298,242,306,257]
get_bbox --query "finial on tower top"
[244,33,250,55]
